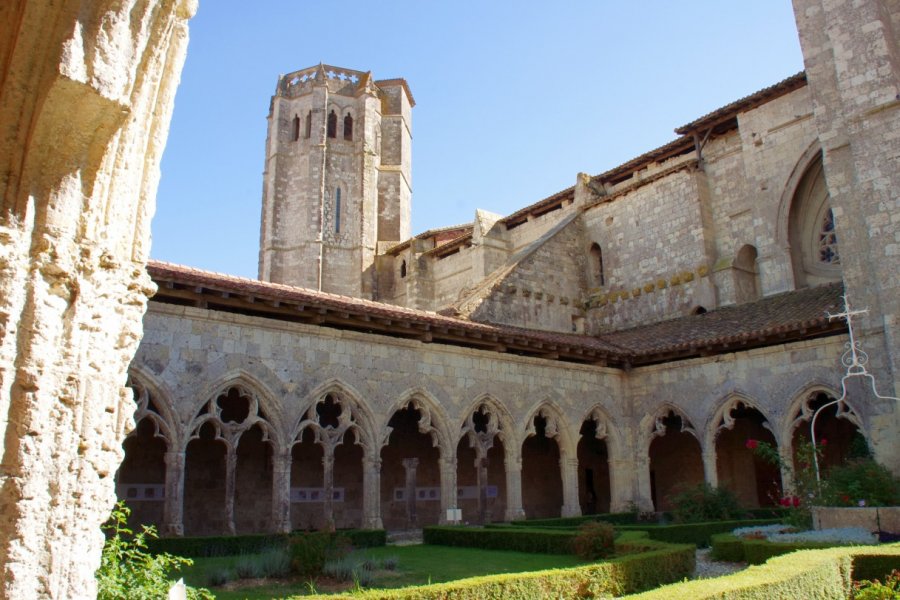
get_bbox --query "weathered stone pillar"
[504,456,526,521]
[703,445,718,488]
[224,449,237,534]
[402,458,419,528]
[163,451,185,536]
[777,442,794,496]
[476,456,489,524]
[271,447,291,533]
[560,457,581,517]
[633,454,655,512]
[0,2,195,597]
[607,458,636,512]
[322,450,336,531]
[363,456,383,529]
[439,456,457,524]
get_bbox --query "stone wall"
[0,1,194,597]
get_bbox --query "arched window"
[589,243,605,287]
[304,111,312,139]
[400,259,407,278]
[343,114,353,141]
[291,115,300,141]
[327,110,337,138]
[788,153,841,288]
[335,188,341,233]
[733,244,760,304]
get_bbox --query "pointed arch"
[641,403,699,451]
[579,404,624,456]
[126,368,180,448]
[293,378,377,452]
[380,388,452,456]
[326,109,337,138]
[522,400,576,459]
[705,392,774,450]
[458,393,517,452]
[343,112,353,141]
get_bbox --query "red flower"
[780,497,790,507]
[792,496,801,508]
[745,439,759,450]
[819,438,827,446]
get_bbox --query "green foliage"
[423,526,576,554]
[822,458,900,507]
[708,533,746,562]
[668,483,742,523]
[146,527,385,558]
[710,531,879,566]
[302,543,695,599]
[850,570,900,600]
[617,519,781,548]
[510,511,640,528]
[572,521,616,560]
[289,531,352,578]
[96,502,213,600]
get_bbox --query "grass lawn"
[181,544,586,599]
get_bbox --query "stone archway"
[647,409,703,511]
[457,403,508,524]
[577,416,611,515]
[713,399,782,507]
[521,405,574,519]
[789,390,866,472]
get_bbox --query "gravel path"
[693,547,748,579]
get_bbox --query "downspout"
[317,82,329,291]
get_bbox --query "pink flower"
[745,439,759,450]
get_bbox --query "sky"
[153,1,805,280]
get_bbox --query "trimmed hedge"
[423,526,576,554]
[307,541,696,599]
[510,512,640,528]
[622,544,900,599]
[617,519,781,548]
[709,532,871,564]
[708,533,746,562]
[147,528,385,557]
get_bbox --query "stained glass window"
[818,208,839,264]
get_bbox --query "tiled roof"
[602,282,845,364]
[675,71,807,134]
[385,223,474,255]
[146,261,846,368]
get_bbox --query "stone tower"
[258,64,413,297]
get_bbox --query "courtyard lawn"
[181,543,587,599]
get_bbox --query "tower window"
[335,188,341,233]
[343,114,353,141]
[589,243,605,287]
[291,115,300,141]
[304,111,312,138]
[327,110,337,138]
[400,260,407,278]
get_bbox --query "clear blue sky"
[153,1,804,280]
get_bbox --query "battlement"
[277,64,367,98]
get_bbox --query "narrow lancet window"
[291,115,300,141]
[400,260,407,278]
[304,111,312,138]
[335,188,341,233]
[327,110,337,138]
[344,114,353,141]
[590,243,605,287]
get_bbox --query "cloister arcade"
[117,374,868,535]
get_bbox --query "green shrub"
[147,528,385,557]
[289,531,351,578]
[423,526,576,554]
[823,458,900,507]
[511,511,640,528]
[709,533,745,562]
[205,567,231,587]
[668,483,742,523]
[307,542,695,599]
[851,569,900,600]
[617,518,780,547]
[573,521,615,560]
[96,502,213,600]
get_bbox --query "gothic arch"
[579,404,623,456]
[380,389,452,456]
[522,400,576,459]
[776,141,824,251]
[705,393,775,449]
[458,394,517,453]
[294,379,378,452]
[780,382,863,442]
[126,368,180,448]
[641,403,699,451]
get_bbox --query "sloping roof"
[146,261,846,368]
[602,282,845,364]
[385,223,474,255]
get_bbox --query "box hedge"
[147,528,385,557]
[622,544,900,599]
[616,519,781,548]
[306,540,696,599]
[709,532,874,564]
[423,526,576,554]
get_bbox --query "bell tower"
[258,64,413,297]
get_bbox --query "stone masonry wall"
[0,1,194,598]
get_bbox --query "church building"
[118,2,900,536]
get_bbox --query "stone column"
[703,444,718,488]
[163,451,185,536]
[777,442,795,496]
[439,456,457,524]
[363,456,383,529]
[504,455,526,521]
[224,448,237,534]
[476,456,489,524]
[607,457,636,513]
[322,449,335,531]
[402,458,419,528]
[560,457,581,517]
[271,447,292,533]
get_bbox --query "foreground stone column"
[703,446,718,489]
[504,456,526,521]
[362,457,383,529]
[476,456,488,524]
[560,457,581,517]
[0,2,195,597]
[271,447,291,533]
[402,458,419,528]
[633,454,655,512]
[322,450,336,531]
[439,456,456,524]
[163,451,185,536]
[607,457,636,512]
[224,449,237,534]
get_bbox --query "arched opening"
[304,111,312,138]
[577,419,610,515]
[343,113,353,141]
[380,405,441,529]
[291,115,300,141]
[400,259,407,278]
[335,188,341,233]
[521,413,563,518]
[326,110,337,138]
[788,153,841,288]
[290,430,324,531]
[791,392,865,473]
[715,402,782,507]
[234,425,273,533]
[692,306,708,315]
[589,243,605,287]
[333,434,364,529]
[458,405,507,524]
[116,418,167,529]
[184,421,227,535]
[733,244,760,303]
[648,412,703,511]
